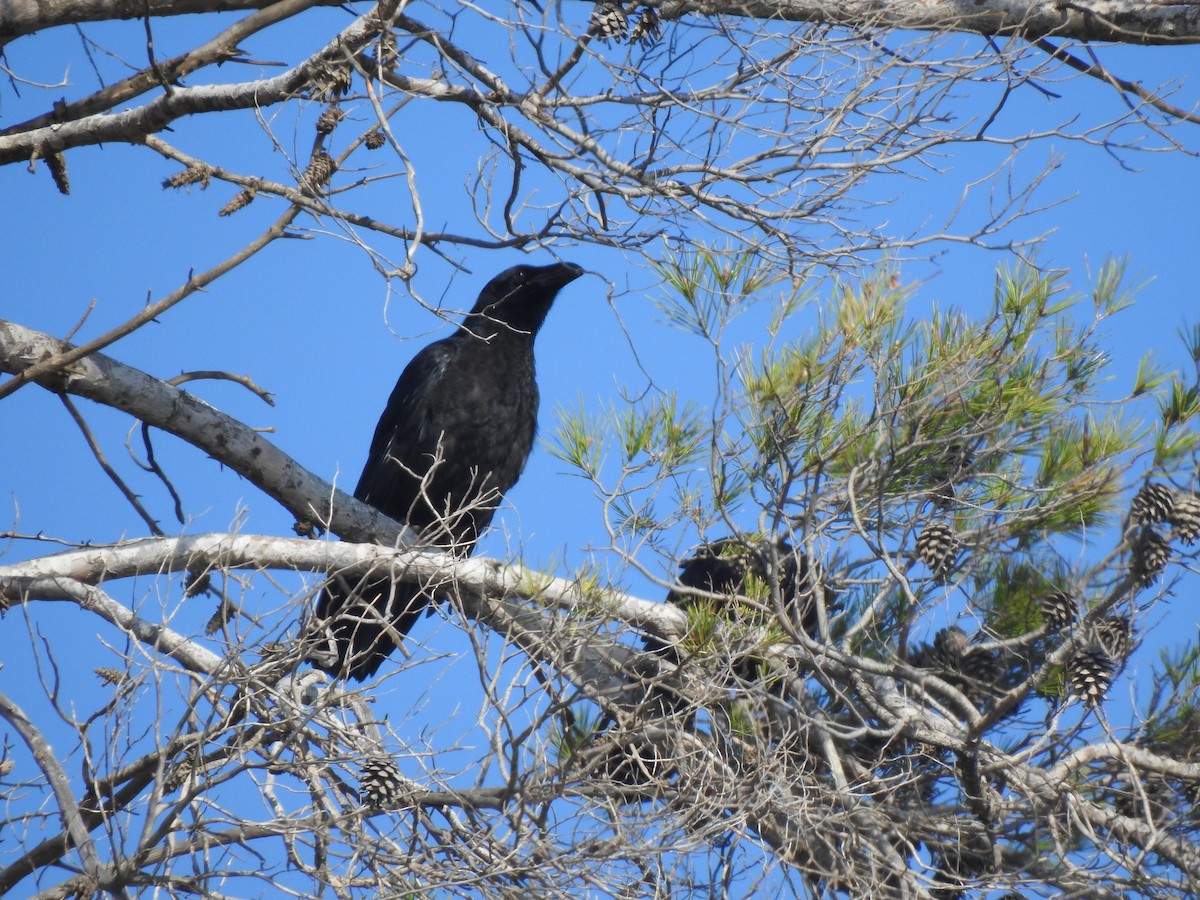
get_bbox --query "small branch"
[148,135,548,252]
[0,205,302,403]
[60,395,163,535]
[166,371,276,406]
[0,3,398,164]
[0,0,345,46]
[1047,740,1200,788]
[0,531,666,709]
[62,300,97,343]
[136,423,186,526]
[0,0,326,124]
[0,532,659,635]
[3,577,224,674]
[1034,37,1200,126]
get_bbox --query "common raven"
[309,262,584,680]
[644,536,832,670]
[648,535,835,691]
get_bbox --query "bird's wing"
[353,337,460,520]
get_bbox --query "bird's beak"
[543,262,584,289]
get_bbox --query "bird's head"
[467,262,584,337]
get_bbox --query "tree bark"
[680,0,1200,44]
[4,0,1198,53]
[0,0,341,46]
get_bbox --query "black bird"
[644,536,830,663]
[310,262,584,680]
[633,535,833,724]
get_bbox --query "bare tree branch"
[0,2,396,165]
[0,316,407,544]
[684,0,1200,44]
[0,0,343,46]
[0,206,302,402]
[3,3,1200,896]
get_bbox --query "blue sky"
[1,6,1199,887]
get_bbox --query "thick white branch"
[665,0,1200,43]
[10,578,227,674]
[0,531,667,633]
[0,532,676,705]
[0,4,391,165]
[1048,740,1200,786]
[4,0,1198,48]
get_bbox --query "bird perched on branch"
[308,262,584,680]
[645,536,832,665]
[632,535,834,731]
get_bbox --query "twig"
[0,0,327,136]
[0,205,302,403]
[60,395,163,535]
[167,370,276,406]
[1034,38,1200,127]
[62,299,96,343]
[0,316,417,544]
[136,423,185,526]
[6,578,224,674]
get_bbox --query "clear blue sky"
[1,6,1199,875]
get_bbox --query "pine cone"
[45,152,69,195]
[1131,527,1170,587]
[1130,482,1176,526]
[630,7,662,45]
[600,738,672,787]
[365,129,386,150]
[204,598,234,635]
[1069,646,1114,704]
[1169,492,1200,545]
[316,105,346,135]
[309,59,352,101]
[163,165,211,190]
[1040,590,1077,632]
[359,756,406,808]
[916,521,959,578]
[1092,615,1133,661]
[299,151,336,195]
[590,3,629,42]
[937,441,974,488]
[929,441,974,510]
[95,667,127,686]
[913,627,1001,704]
[218,188,255,217]
[958,646,1003,686]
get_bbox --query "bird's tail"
[307,572,432,681]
